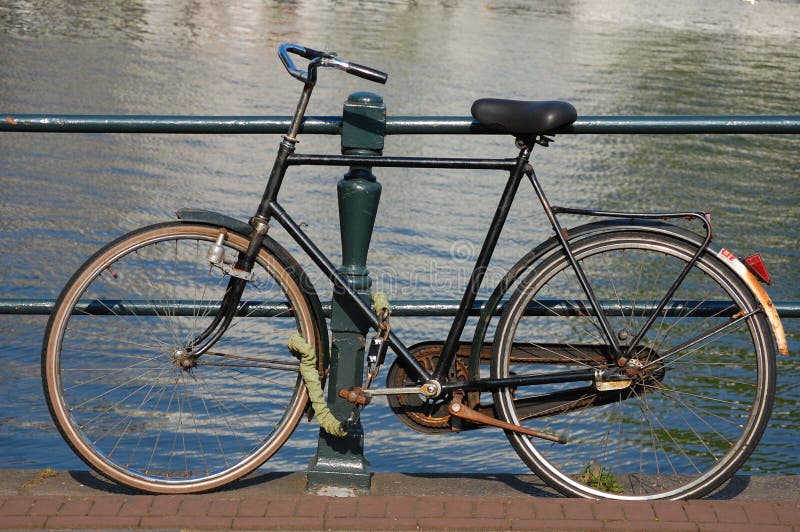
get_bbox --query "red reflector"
[744,254,772,285]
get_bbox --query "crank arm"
[339,385,432,406]
[448,397,567,444]
[366,386,430,396]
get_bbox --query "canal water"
[1,0,798,475]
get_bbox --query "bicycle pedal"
[338,387,372,405]
[594,380,632,392]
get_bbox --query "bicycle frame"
[205,62,715,397]
[271,148,538,389]
[259,151,714,392]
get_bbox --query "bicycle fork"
[180,79,314,358]
[180,218,272,360]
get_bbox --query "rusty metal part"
[340,384,436,400]
[365,309,392,389]
[386,344,470,433]
[716,248,788,355]
[362,385,435,397]
[338,387,372,405]
[448,396,566,444]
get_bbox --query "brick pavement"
[2,492,800,531]
[0,471,798,531]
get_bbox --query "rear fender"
[714,247,788,355]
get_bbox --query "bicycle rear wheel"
[42,222,321,493]
[492,229,776,500]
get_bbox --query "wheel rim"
[493,233,774,500]
[44,225,314,492]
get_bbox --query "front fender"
[176,208,252,236]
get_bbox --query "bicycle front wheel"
[492,229,776,500]
[42,223,321,493]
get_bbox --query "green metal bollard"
[306,92,386,491]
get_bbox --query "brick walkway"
[1,471,798,531]
[2,492,800,530]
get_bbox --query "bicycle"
[41,43,788,500]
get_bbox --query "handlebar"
[278,43,388,85]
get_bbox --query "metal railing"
[1,298,799,318]
[2,112,799,318]
[3,113,800,135]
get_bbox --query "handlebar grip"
[345,62,389,84]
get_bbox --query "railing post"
[306,92,385,491]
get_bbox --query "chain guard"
[386,343,469,434]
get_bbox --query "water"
[0,0,798,475]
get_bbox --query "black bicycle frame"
[255,148,716,393]
[253,144,596,391]
[214,73,714,394]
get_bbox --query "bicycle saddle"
[471,99,577,136]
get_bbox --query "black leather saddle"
[471,99,577,136]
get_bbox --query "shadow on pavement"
[68,470,296,496]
